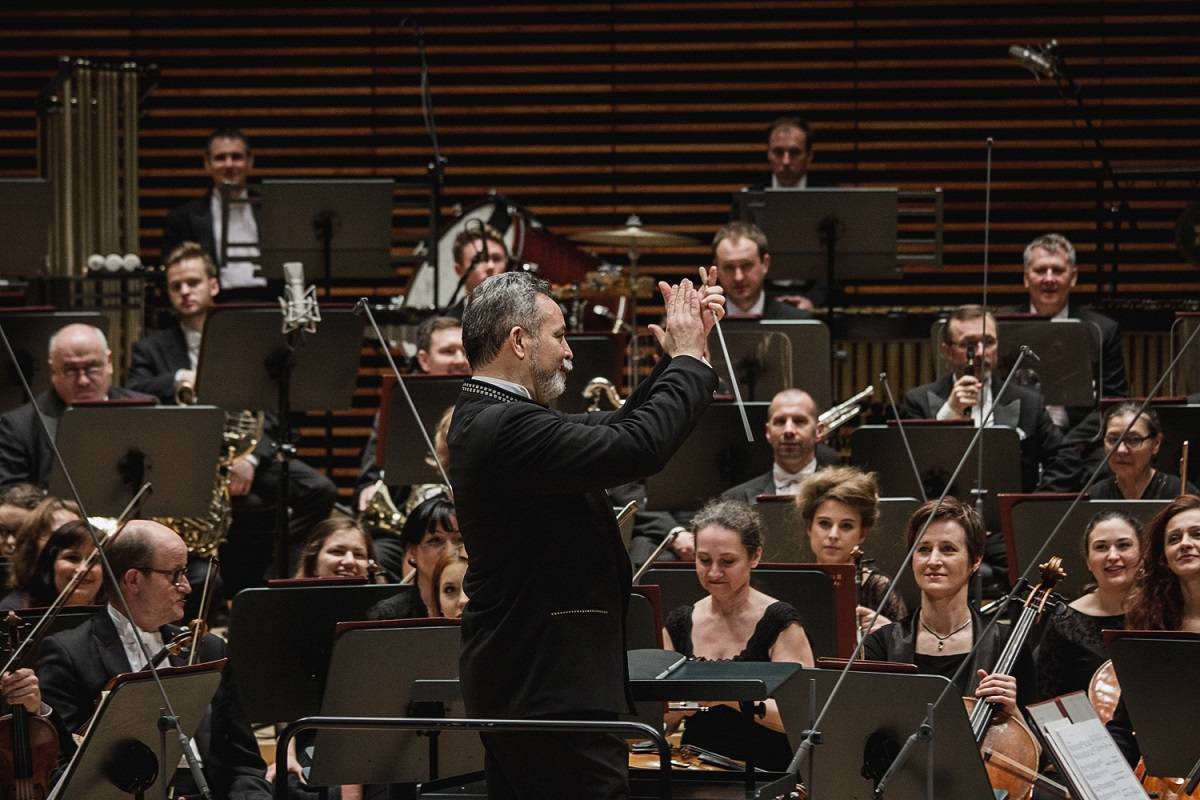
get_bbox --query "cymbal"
[569,214,696,248]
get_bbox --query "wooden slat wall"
[1,1,1197,496]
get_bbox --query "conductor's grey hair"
[461,271,553,368]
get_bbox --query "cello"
[0,612,59,800]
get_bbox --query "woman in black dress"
[795,466,907,633]
[662,499,814,770]
[1088,404,1196,500]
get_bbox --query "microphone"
[279,261,321,334]
[1009,42,1060,80]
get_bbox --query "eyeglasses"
[950,336,997,351]
[1104,434,1153,449]
[140,566,189,587]
[54,364,105,381]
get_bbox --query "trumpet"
[818,385,874,438]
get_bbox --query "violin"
[0,613,59,800]
[964,556,1065,800]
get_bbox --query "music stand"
[377,375,462,487]
[308,620,484,787]
[931,318,1100,406]
[850,424,1022,531]
[1170,313,1200,396]
[708,320,832,408]
[553,333,623,413]
[756,496,922,612]
[47,663,224,800]
[1106,631,1200,778]
[768,667,996,800]
[639,563,855,659]
[0,178,52,275]
[0,310,110,412]
[1155,403,1200,483]
[999,495,1170,597]
[257,179,395,291]
[48,405,224,517]
[644,402,772,510]
[226,582,409,724]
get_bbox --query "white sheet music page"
[1045,717,1148,800]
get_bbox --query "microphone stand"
[0,323,215,800]
[411,21,446,308]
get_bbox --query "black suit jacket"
[720,444,841,504]
[36,608,270,799]
[1069,306,1128,400]
[162,190,262,269]
[901,374,1076,492]
[449,355,717,719]
[0,387,152,489]
[761,296,813,320]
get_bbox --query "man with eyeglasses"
[901,305,1075,494]
[0,324,151,490]
[37,519,272,799]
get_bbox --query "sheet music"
[1045,717,1147,800]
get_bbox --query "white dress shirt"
[726,291,766,319]
[936,379,994,428]
[772,457,818,495]
[107,604,164,672]
[210,190,265,289]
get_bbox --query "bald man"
[0,324,152,489]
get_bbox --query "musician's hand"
[947,375,982,418]
[856,605,891,635]
[698,266,725,335]
[775,294,815,311]
[264,737,307,785]
[669,531,695,561]
[649,279,706,360]
[228,460,255,497]
[1,668,42,714]
[357,483,379,512]
[975,669,1018,717]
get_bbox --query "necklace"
[919,615,972,652]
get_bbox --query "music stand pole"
[818,216,839,390]
[273,339,296,581]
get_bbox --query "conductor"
[449,270,722,798]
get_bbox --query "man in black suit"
[0,324,151,489]
[128,243,336,591]
[161,127,265,290]
[36,519,271,799]
[901,305,1076,493]
[722,388,841,505]
[767,115,815,190]
[450,270,721,798]
[713,221,810,319]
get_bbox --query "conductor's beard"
[532,356,573,403]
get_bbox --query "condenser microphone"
[280,261,320,333]
[1009,42,1060,80]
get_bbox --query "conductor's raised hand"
[697,265,725,336]
[648,278,707,360]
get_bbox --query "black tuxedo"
[162,190,263,268]
[126,323,337,591]
[901,374,1077,493]
[0,387,151,489]
[36,608,270,799]
[720,444,841,504]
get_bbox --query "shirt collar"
[727,291,766,317]
[107,604,164,672]
[770,174,808,190]
[1028,302,1070,320]
[472,375,532,400]
[773,457,818,492]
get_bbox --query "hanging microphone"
[1009,42,1060,80]
[280,261,320,334]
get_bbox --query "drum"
[405,195,599,309]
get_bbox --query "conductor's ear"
[509,326,529,359]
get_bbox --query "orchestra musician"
[128,242,338,592]
[1106,494,1200,766]
[35,519,272,799]
[1086,403,1198,500]
[6,496,80,594]
[294,517,381,581]
[794,466,907,632]
[0,519,102,611]
[0,483,44,558]
[161,127,265,290]
[1034,511,1140,701]
[445,224,509,320]
[449,270,721,798]
[863,498,1035,717]
[0,324,152,490]
[431,546,469,619]
[712,222,811,319]
[368,494,460,620]
[662,499,814,770]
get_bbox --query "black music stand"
[554,333,623,413]
[708,319,832,408]
[257,179,395,293]
[1107,632,1200,779]
[226,582,409,724]
[47,663,224,800]
[931,318,1101,407]
[765,667,996,800]
[850,424,1022,531]
[999,495,1170,598]
[196,306,363,575]
[643,402,772,510]
[1156,403,1200,483]
[0,310,110,412]
[638,564,855,659]
[0,178,52,275]
[307,620,484,788]
[48,405,223,517]
[756,496,922,612]
[1171,313,1200,396]
[378,375,462,487]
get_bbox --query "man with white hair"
[0,324,151,489]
